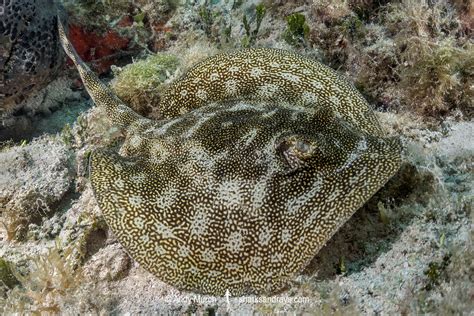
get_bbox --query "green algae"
[283,13,310,46]
[242,3,266,47]
[112,53,180,116]
[0,258,19,289]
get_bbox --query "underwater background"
[0,0,473,314]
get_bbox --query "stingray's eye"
[294,139,314,158]
[275,135,317,171]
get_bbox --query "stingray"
[58,20,401,296]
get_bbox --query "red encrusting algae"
[67,22,131,74]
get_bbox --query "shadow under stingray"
[303,162,436,280]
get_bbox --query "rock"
[83,243,131,282]
[0,136,74,240]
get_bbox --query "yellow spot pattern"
[58,20,401,296]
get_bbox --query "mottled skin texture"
[160,49,384,138]
[59,21,401,296]
[0,0,66,128]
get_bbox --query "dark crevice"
[0,97,92,143]
[3,39,16,72]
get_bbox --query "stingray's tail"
[58,18,146,128]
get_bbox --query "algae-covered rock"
[0,137,74,241]
[111,53,180,117]
[308,0,473,118]
[62,0,178,55]
[61,0,131,30]
[83,243,131,282]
